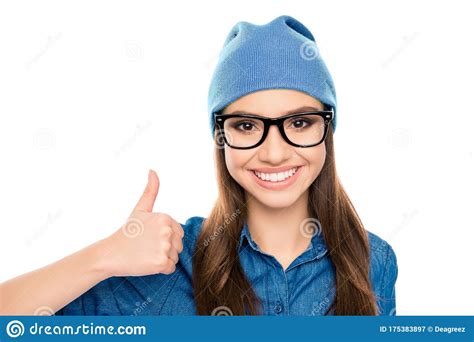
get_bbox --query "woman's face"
[222,89,327,209]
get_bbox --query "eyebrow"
[226,105,325,116]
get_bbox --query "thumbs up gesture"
[101,169,185,277]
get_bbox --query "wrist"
[87,237,116,280]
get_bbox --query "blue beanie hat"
[207,15,337,138]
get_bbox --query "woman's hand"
[100,169,185,277]
[0,169,184,315]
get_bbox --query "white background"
[0,0,473,315]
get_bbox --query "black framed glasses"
[214,107,334,149]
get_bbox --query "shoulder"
[367,230,396,261]
[366,230,399,315]
[367,230,398,281]
[179,216,206,242]
[178,216,206,254]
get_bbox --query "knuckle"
[156,212,172,224]
[160,225,173,238]
[161,264,176,275]
[174,239,183,253]
[155,254,168,267]
[161,213,173,222]
[161,241,172,252]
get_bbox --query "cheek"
[224,148,251,180]
[305,145,326,180]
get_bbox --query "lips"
[249,166,303,191]
[253,167,298,182]
[251,165,301,173]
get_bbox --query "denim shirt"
[56,216,398,316]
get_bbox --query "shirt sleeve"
[54,216,205,316]
[54,277,122,315]
[54,295,85,315]
[377,242,398,315]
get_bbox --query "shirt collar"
[238,221,328,259]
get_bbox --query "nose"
[257,125,292,162]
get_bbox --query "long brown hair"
[192,119,378,315]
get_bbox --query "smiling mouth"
[252,166,301,183]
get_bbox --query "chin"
[247,189,301,210]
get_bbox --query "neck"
[245,190,312,258]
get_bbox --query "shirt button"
[274,302,283,314]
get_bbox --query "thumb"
[133,169,160,212]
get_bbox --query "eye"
[288,117,312,129]
[235,122,256,131]
[230,119,262,132]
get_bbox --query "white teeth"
[254,167,298,183]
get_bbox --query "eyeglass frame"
[214,107,334,149]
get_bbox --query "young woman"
[0,15,397,316]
